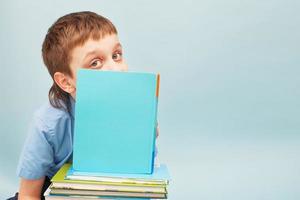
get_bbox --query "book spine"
[151,74,160,174]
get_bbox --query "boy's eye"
[90,59,103,69]
[112,52,122,61]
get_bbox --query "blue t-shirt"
[16,97,75,179]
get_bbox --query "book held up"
[45,70,170,199]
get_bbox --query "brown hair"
[42,11,117,113]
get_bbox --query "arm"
[18,176,45,200]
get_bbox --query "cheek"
[123,64,128,72]
[70,77,77,88]
[120,62,128,72]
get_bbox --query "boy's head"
[42,11,128,111]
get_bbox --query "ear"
[53,72,75,94]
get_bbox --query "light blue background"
[1,0,299,199]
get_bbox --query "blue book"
[73,70,160,174]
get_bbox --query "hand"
[156,123,159,138]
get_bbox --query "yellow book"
[51,164,167,194]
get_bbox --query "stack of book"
[44,70,171,199]
[44,163,170,199]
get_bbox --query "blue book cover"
[73,70,160,174]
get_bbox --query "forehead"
[72,34,120,55]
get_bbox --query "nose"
[103,59,127,72]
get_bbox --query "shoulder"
[32,100,72,136]
[16,99,73,179]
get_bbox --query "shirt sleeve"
[16,115,54,179]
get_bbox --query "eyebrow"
[83,43,122,63]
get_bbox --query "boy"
[12,11,158,200]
